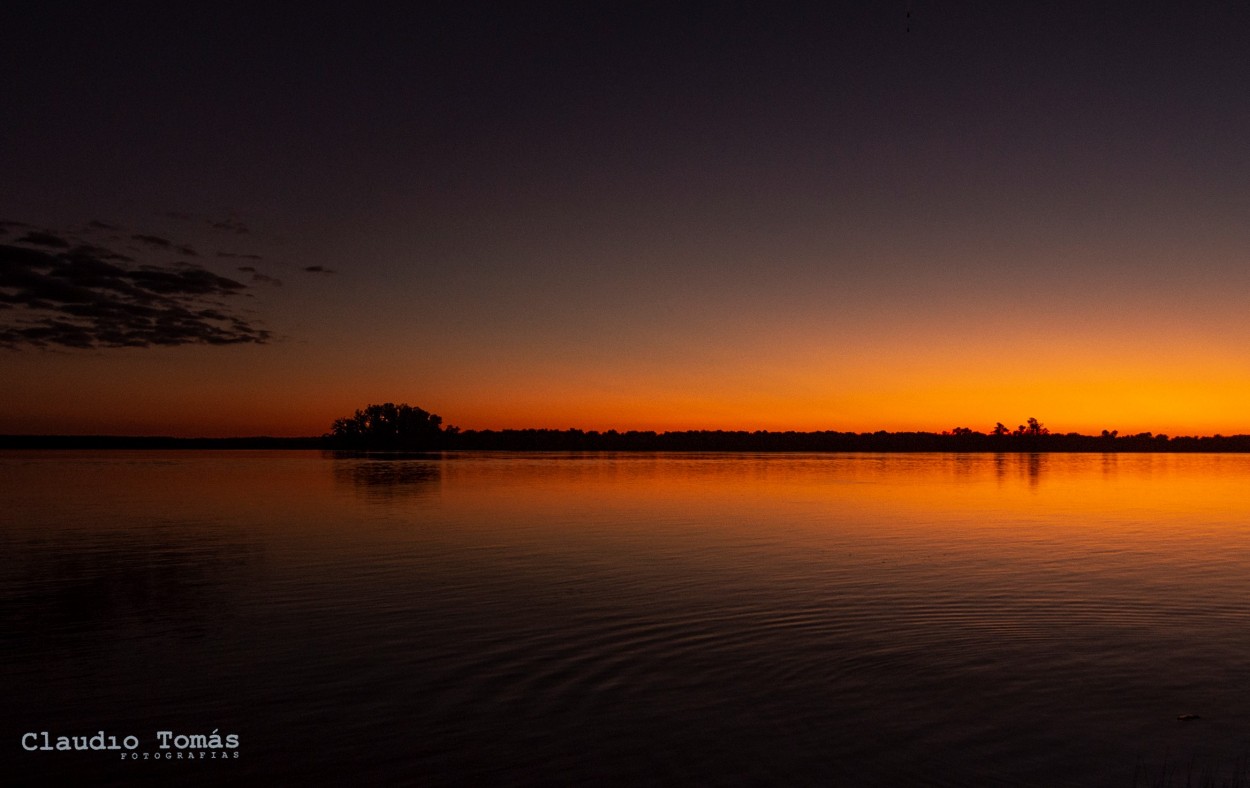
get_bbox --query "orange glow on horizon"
[5,297,1250,438]
[6,366,1250,438]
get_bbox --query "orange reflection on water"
[415,452,1250,566]
[10,450,1250,571]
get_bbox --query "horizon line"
[5,427,1250,442]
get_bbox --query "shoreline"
[5,432,1250,453]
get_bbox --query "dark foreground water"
[4,451,1250,786]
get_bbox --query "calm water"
[4,451,1250,786]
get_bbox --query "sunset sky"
[4,3,1250,437]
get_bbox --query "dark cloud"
[0,220,35,234]
[15,231,71,248]
[87,220,121,231]
[218,251,263,261]
[303,265,336,275]
[163,212,194,222]
[0,241,269,349]
[131,233,173,249]
[126,265,246,295]
[176,245,199,257]
[76,244,134,262]
[234,265,281,286]
[209,218,249,234]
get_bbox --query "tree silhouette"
[327,402,450,449]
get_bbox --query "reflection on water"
[5,529,259,644]
[330,455,441,501]
[5,451,1250,786]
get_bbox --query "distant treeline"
[0,435,323,450]
[7,431,1250,452]
[314,403,1250,453]
[6,406,1250,452]
[426,428,1250,453]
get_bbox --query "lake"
[4,450,1250,786]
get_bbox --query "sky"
[4,2,1250,437]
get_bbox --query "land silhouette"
[6,403,1250,452]
[317,403,1250,453]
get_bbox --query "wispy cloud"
[163,212,249,235]
[209,217,249,234]
[303,265,336,275]
[0,232,271,349]
[237,266,282,286]
[131,233,173,249]
[15,231,70,248]
[0,220,35,235]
